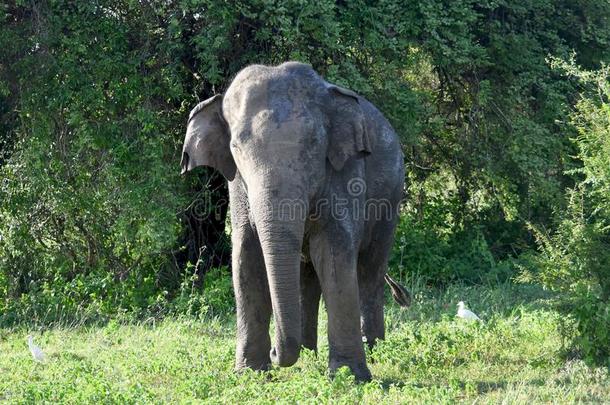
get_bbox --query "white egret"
[26,335,46,363]
[456,301,482,322]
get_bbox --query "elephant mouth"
[180,152,190,175]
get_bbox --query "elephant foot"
[270,344,300,367]
[329,358,372,382]
[235,356,271,373]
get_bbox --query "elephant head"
[181,62,371,367]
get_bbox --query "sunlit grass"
[1,281,608,403]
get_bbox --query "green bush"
[520,63,610,365]
[390,209,514,286]
[170,266,235,319]
[523,190,610,365]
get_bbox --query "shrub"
[390,209,514,286]
[170,266,235,320]
[520,63,610,365]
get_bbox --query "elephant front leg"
[232,227,272,371]
[300,260,321,352]
[310,231,371,382]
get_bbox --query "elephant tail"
[384,274,411,307]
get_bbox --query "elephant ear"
[181,94,236,181]
[326,85,371,171]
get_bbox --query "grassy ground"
[1,281,608,404]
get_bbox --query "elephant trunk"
[250,188,307,367]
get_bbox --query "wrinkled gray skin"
[181,62,404,381]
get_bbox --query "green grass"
[1,281,608,404]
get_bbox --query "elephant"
[181,62,407,381]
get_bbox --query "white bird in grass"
[27,335,46,363]
[456,301,482,322]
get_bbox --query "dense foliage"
[520,63,610,365]
[1,0,609,362]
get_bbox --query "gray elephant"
[181,62,407,381]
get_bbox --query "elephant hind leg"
[358,220,397,349]
[300,260,321,352]
[358,258,385,350]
